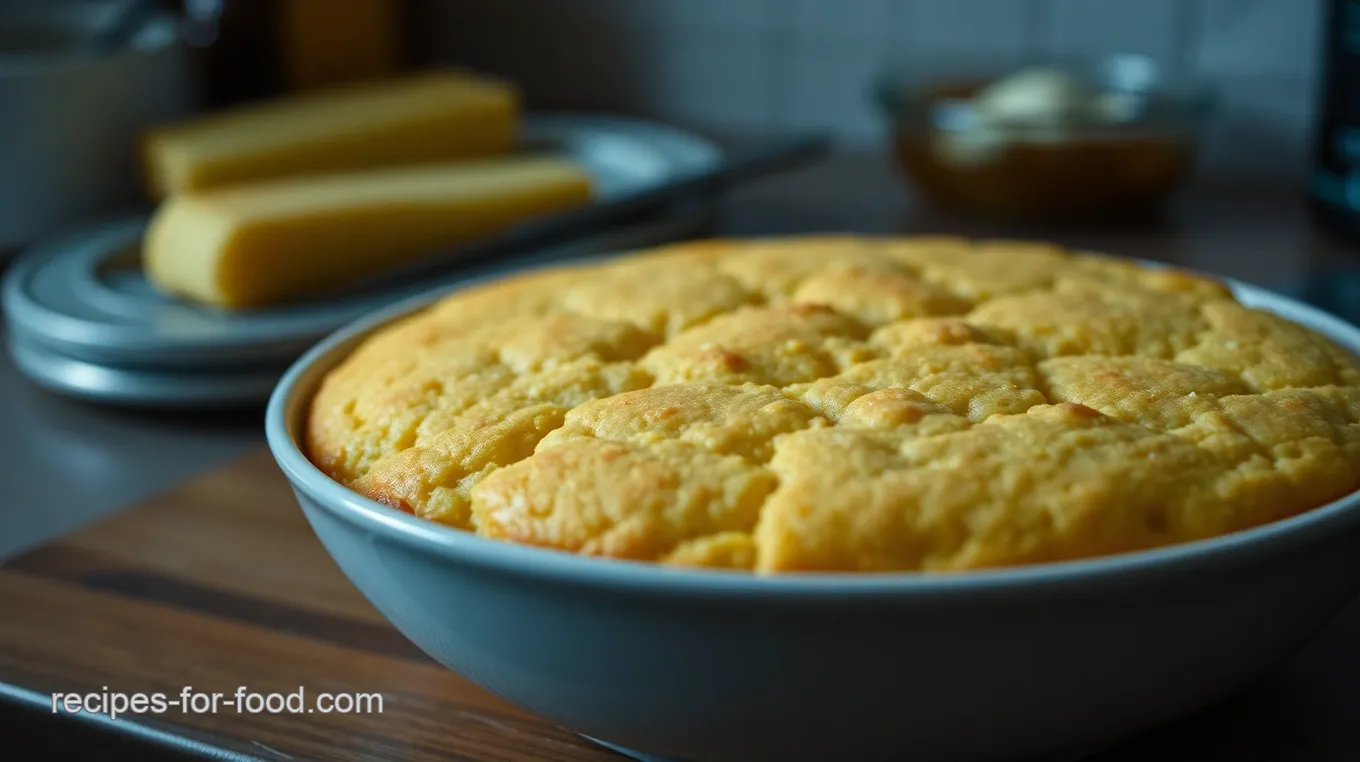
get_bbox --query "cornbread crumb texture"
[307,236,1360,574]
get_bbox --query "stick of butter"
[141,70,518,199]
[144,156,593,309]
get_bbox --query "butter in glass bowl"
[875,55,1215,224]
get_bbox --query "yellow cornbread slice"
[639,304,870,387]
[141,70,518,198]
[143,156,593,309]
[470,439,777,561]
[537,383,828,463]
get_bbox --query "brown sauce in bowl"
[890,82,1197,223]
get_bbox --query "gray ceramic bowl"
[266,264,1360,762]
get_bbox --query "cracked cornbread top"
[305,236,1360,573]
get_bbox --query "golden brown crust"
[305,236,1360,573]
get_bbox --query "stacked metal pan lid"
[1,115,723,408]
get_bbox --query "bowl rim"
[872,53,1217,132]
[265,250,1360,600]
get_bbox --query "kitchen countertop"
[1,149,1357,560]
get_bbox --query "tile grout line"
[889,0,912,71]
[880,0,913,148]
[1024,0,1052,63]
[766,0,792,137]
[1175,0,1205,79]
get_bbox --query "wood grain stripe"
[7,545,431,664]
[0,683,263,762]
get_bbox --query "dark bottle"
[181,0,283,107]
[1311,0,1360,239]
[168,0,407,109]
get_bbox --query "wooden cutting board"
[2,448,1358,761]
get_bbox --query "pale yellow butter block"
[141,70,519,199]
[143,156,593,309]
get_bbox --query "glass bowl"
[875,55,1215,224]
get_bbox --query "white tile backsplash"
[413,0,1327,165]
[787,0,896,45]
[632,40,780,134]
[778,42,893,142]
[1041,0,1185,66]
[1200,73,1317,179]
[606,0,775,36]
[1197,0,1323,82]
[902,0,1032,65]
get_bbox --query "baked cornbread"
[305,236,1360,573]
[144,156,593,308]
